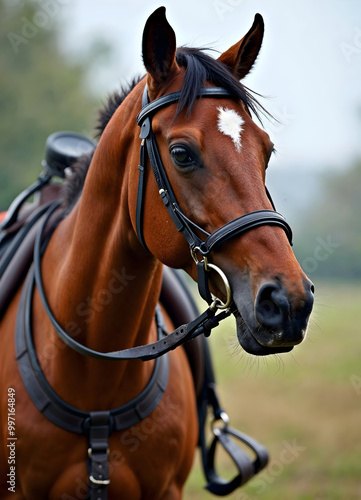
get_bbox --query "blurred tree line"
[0,0,104,209]
[294,159,361,281]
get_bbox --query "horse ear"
[218,13,264,80]
[142,7,178,92]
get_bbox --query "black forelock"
[62,77,142,209]
[62,48,269,209]
[175,47,268,122]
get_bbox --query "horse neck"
[35,84,161,407]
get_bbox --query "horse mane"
[95,76,143,138]
[62,77,142,208]
[174,47,267,121]
[62,48,267,209]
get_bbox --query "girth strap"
[87,412,111,499]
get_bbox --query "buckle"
[89,475,110,486]
[191,248,232,310]
[211,411,230,433]
[88,447,110,458]
[88,447,111,486]
[206,263,232,310]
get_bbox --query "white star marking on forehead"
[217,107,244,153]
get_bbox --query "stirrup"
[204,411,269,496]
[197,340,269,496]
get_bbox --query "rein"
[31,203,231,362]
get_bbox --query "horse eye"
[170,146,195,168]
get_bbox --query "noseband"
[136,85,292,307]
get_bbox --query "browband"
[136,87,233,128]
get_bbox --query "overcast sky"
[57,0,361,175]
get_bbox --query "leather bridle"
[23,85,293,364]
[136,85,293,307]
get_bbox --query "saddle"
[0,132,268,496]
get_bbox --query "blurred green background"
[1,0,360,498]
[185,282,361,499]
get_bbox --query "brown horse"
[0,7,314,499]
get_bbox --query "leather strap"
[0,171,51,231]
[197,261,213,305]
[145,130,205,251]
[15,267,170,434]
[0,202,54,280]
[197,338,269,496]
[31,204,231,362]
[136,87,233,127]
[135,85,293,289]
[136,86,235,252]
[136,140,148,250]
[87,412,111,499]
[199,210,293,256]
[16,261,169,500]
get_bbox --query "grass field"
[184,281,361,500]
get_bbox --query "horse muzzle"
[234,279,314,356]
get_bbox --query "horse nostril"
[255,283,289,331]
[310,283,315,294]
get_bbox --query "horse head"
[128,7,314,356]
